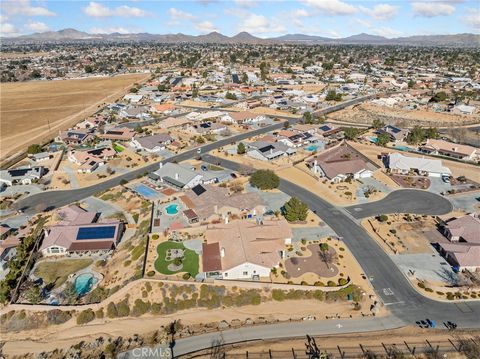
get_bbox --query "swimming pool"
[305,144,319,152]
[74,273,98,295]
[134,184,158,198]
[393,145,413,152]
[165,203,179,215]
[369,137,378,143]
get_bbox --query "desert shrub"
[145,282,152,292]
[131,244,146,261]
[377,214,388,222]
[312,290,324,301]
[222,295,234,307]
[146,270,156,277]
[272,289,286,301]
[327,281,336,287]
[152,234,159,240]
[132,299,151,317]
[76,309,95,325]
[417,282,425,289]
[300,281,308,285]
[106,302,118,318]
[314,281,325,287]
[46,310,72,325]
[151,302,162,313]
[116,300,130,317]
[95,308,104,319]
[182,273,191,280]
[124,260,132,267]
[338,278,348,286]
[425,287,433,292]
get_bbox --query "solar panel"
[319,125,331,131]
[76,226,116,240]
[260,145,275,153]
[8,168,30,177]
[192,184,206,196]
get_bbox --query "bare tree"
[318,244,337,270]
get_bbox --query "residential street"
[201,155,480,330]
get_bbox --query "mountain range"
[2,28,479,47]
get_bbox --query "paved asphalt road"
[202,155,480,327]
[173,316,406,356]
[345,190,453,219]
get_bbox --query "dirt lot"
[330,102,480,127]
[0,73,149,161]
[362,215,438,255]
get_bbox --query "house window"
[224,273,228,278]
[50,247,60,253]
[243,271,248,276]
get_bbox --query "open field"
[330,103,480,127]
[0,73,149,161]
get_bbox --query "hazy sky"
[1,0,479,38]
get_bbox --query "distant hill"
[340,33,388,44]
[3,29,479,47]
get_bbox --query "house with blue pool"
[40,205,124,257]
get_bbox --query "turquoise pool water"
[305,144,319,152]
[134,184,158,199]
[165,203,179,215]
[74,273,97,295]
[393,145,413,152]
[369,137,378,143]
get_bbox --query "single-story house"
[385,152,451,177]
[123,94,143,103]
[158,117,191,129]
[439,243,480,272]
[152,162,204,189]
[202,219,292,280]
[40,205,123,257]
[246,141,296,161]
[276,130,315,148]
[98,128,136,142]
[318,124,340,137]
[119,105,150,119]
[418,139,480,163]
[130,133,173,153]
[30,152,52,162]
[151,103,176,114]
[68,146,116,173]
[180,184,264,222]
[56,130,92,145]
[306,144,373,182]
[377,125,409,143]
[442,213,480,244]
[221,111,267,124]
[188,122,227,135]
[0,166,45,186]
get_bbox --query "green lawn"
[154,241,199,277]
[113,143,124,153]
[34,259,93,288]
